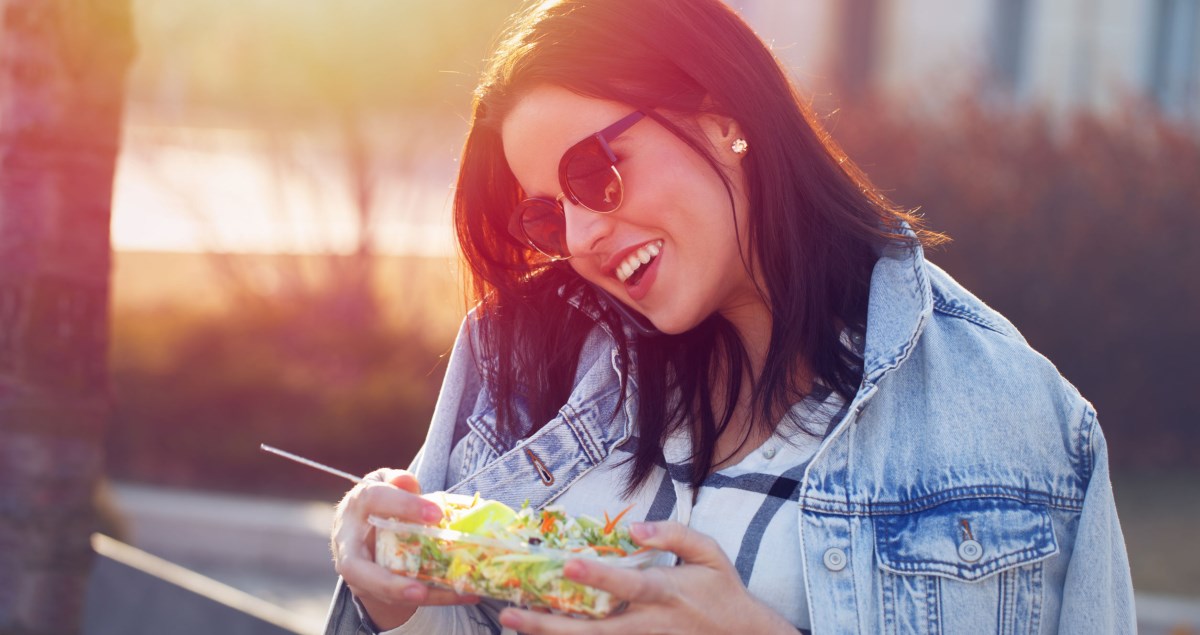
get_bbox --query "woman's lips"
[623,249,661,302]
[610,240,664,282]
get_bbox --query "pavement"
[106,481,1200,634]
[108,482,338,632]
[85,533,314,635]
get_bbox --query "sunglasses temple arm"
[597,134,619,163]
[595,110,646,163]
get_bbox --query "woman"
[327,0,1135,633]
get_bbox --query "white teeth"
[615,240,664,283]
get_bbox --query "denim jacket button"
[822,547,848,571]
[958,539,983,563]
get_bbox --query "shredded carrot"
[603,503,635,534]
[412,572,451,585]
[589,545,628,556]
[540,511,557,534]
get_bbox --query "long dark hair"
[453,0,943,492]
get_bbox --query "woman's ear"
[697,112,747,162]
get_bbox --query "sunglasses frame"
[509,110,647,260]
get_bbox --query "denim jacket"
[324,238,1136,634]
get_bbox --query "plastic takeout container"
[370,499,664,618]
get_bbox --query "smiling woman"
[323,1,1136,634]
[501,88,757,335]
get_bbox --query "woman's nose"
[563,199,615,256]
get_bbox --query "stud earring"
[731,138,749,155]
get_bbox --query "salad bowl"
[371,493,665,618]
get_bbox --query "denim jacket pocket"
[873,496,1060,634]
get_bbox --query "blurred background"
[4,0,1198,633]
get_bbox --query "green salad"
[372,493,658,618]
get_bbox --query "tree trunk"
[0,1,135,633]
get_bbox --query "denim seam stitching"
[930,301,1009,337]
[451,416,578,500]
[1029,559,1044,635]
[561,403,602,465]
[465,413,505,458]
[997,568,1010,633]
[536,439,620,509]
[1077,405,1097,486]
[882,570,897,635]
[864,243,931,385]
[802,497,1084,514]
[458,435,477,481]
[928,575,941,634]
[801,487,1084,515]
[877,544,1057,581]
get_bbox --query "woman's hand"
[498,521,796,634]
[331,468,480,630]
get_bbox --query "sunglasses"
[508,110,647,260]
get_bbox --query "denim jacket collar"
[860,236,933,391]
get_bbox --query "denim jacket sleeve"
[409,313,487,493]
[1058,405,1136,634]
[324,314,505,635]
[324,577,505,635]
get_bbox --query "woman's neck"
[720,297,775,381]
[707,300,814,471]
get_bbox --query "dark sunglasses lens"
[565,141,622,212]
[516,199,569,258]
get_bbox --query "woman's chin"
[644,312,700,336]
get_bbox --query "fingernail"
[403,585,424,602]
[563,559,586,580]
[423,504,443,523]
[499,609,522,629]
[631,521,656,541]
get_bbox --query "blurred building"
[737,0,1200,125]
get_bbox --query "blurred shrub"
[108,295,450,500]
[832,97,1200,469]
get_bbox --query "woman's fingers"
[338,540,481,607]
[562,558,676,605]
[630,521,728,568]
[397,583,482,607]
[364,467,421,493]
[332,468,448,607]
[340,557,418,603]
[499,607,625,634]
[331,476,439,565]
[339,545,482,607]
[356,480,443,524]
[557,521,734,606]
